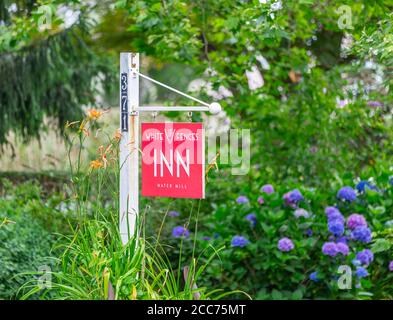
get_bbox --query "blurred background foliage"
[0,0,392,185]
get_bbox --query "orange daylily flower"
[90,160,104,169]
[88,109,103,120]
[114,130,122,141]
[87,108,109,120]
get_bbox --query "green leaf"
[271,290,283,300]
[292,289,303,300]
[299,0,314,5]
[368,206,386,215]
[226,17,239,31]
[371,239,391,253]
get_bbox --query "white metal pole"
[129,53,140,242]
[119,52,139,245]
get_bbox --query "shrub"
[162,172,393,299]
[0,208,54,299]
[0,179,73,299]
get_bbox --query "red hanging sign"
[141,122,205,199]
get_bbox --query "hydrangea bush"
[164,175,393,299]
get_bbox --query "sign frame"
[141,122,205,199]
[119,52,221,244]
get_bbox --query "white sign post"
[119,52,221,245]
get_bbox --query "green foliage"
[0,213,53,299]
[1,0,392,301]
[119,0,393,185]
[0,1,115,145]
[0,180,64,299]
[352,13,393,89]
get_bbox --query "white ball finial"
[209,102,221,115]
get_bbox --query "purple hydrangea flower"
[351,226,372,243]
[336,242,349,256]
[322,242,338,257]
[347,214,367,230]
[347,213,367,230]
[309,146,318,154]
[356,181,378,193]
[338,99,349,108]
[355,267,369,278]
[325,207,345,224]
[288,189,304,203]
[337,186,357,202]
[231,235,249,248]
[356,181,369,193]
[245,213,257,227]
[172,226,190,238]
[278,237,295,252]
[283,189,304,207]
[306,229,313,237]
[294,208,309,219]
[168,210,180,217]
[309,271,319,282]
[356,249,374,266]
[257,196,264,205]
[328,220,345,236]
[389,261,393,272]
[367,101,382,108]
[261,184,274,194]
[236,196,249,204]
[283,192,291,204]
[325,206,339,217]
[336,236,348,244]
